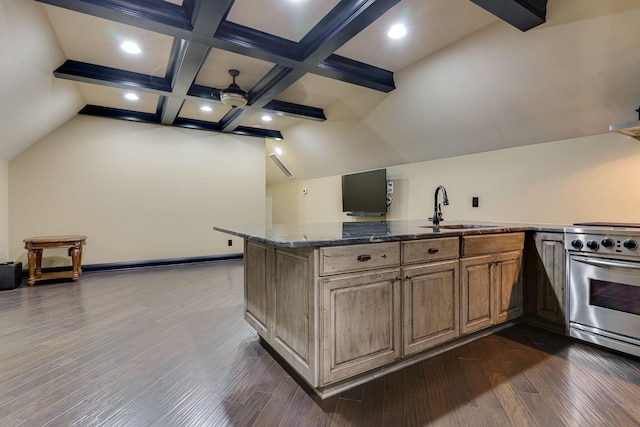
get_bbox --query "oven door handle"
[574,256,640,270]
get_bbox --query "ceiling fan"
[219,69,248,108]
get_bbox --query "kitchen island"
[214,220,564,398]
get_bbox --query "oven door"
[569,255,640,342]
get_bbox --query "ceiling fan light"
[220,69,248,108]
[220,89,248,108]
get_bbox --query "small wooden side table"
[23,235,87,286]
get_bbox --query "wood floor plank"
[1,260,639,426]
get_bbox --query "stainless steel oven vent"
[269,153,295,179]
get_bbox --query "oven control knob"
[601,238,615,248]
[586,240,599,250]
[623,239,639,250]
[571,239,583,249]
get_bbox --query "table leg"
[71,246,82,280]
[27,249,36,286]
[35,249,43,277]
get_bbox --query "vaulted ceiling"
[39,0,531,139]
[3,0,639,184]
[1,0,547,160]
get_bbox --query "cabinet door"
[534,233,565,324]
[403,260,459,355]
[460,255,494,335]
[320,269,401,385]
[495,251,524,324]
[244,241,268,336]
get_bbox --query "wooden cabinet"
[460,254,494,334]
[244,241,269,336]
[243,232,528,397]
[320,269,401,384]
[320,242,399,275]
[495,251,524,323]
[460,233,524,335]
[524,232,565,326]
[244,241,318,387]
[402,259,459,355]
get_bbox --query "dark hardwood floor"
[1,260,639,426]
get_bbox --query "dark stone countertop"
[214,220,566,248]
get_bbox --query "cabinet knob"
[357,254,372,262]
[427,248,439,254]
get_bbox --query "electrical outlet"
[386,181,394,194]
[228,239,233,246]
[472,197,479,208]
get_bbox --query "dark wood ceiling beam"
[42,0,398,137]
[469,0,547,31]
[220,0,399,129]
[54,62,325,124]
[184,0,234,35]
[37,0,191,34]
[37,0,394,93]
[262,100,326,122]
[220,66,309,132]
[172,118,282,140]
[160,39,210,124]
[54,60,172,94]
[156,1,234,124]
[80,105,161,124]
[318,55,395,93]
[300,0,401,64]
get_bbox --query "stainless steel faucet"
[429,185,449,226]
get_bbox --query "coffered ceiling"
[28,0,513,141]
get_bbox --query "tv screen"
[342,169,387,215]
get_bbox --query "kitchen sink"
[418,224,505,229]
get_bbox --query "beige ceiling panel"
[226,0,340,42]
[179,100,230,122]
[277,74,374,109]
[77,82,159,114]
[196,49,275,90]
[43,5,174,78]
[336,0,497,72]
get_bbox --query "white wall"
[9,115,265,266]
[268,132,640,226]
[0,159,8,261]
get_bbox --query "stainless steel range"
[565,222,640,357]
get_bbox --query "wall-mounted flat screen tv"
[342,169,387,215]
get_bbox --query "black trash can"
[0,262,22,290]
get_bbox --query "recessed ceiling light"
[124,93,139,101]
[121,41,141,54]
[388,24,407,39]
[262,115,272,122]
[275,147,283,155]
[200,105,212,112]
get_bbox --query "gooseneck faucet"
[429,185,449,226]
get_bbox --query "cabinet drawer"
[402,237,459,264]
[461,233,524,257]
[320,242,400,276]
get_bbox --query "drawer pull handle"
[357,255,372,262]
[427,248,439,254]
